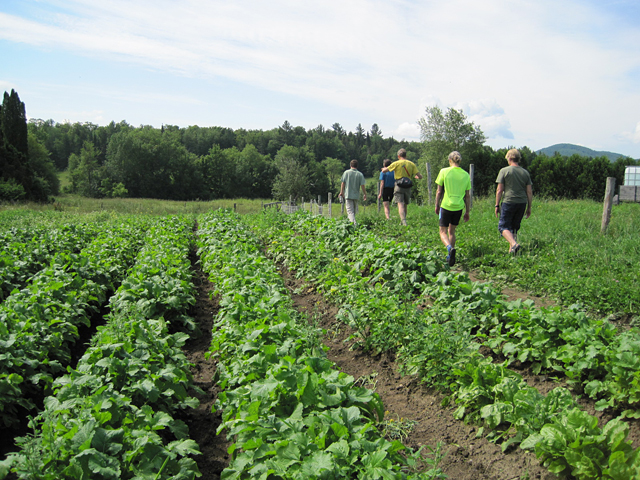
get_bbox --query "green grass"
[3,194,270,215]
[360,197,640,316]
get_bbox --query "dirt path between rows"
[181,257,230,480]
[182,251,639,479]
[278,264,556,480]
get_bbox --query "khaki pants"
[345,199,358,224]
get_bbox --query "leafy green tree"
[306,127,346,164]
[234,144,277,198]
[196,144,234,199]
[0,178,26,201]
[331,123,345,138]
[27,133,59,197]
[68,141,103,197]
[418,106,486,169]
[322,157,345,195]
[104,128,201,199]
[272,145,313,201]
[417,106,486,203]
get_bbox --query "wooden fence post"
[426,163,432,204]
[377,180,381,214]
[601,177,616,233]
[328,193,332,217]
[469,164,475,209]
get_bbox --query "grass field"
[361,196,640,316]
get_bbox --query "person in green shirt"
[495,148,533,254]
[435,151,471,266]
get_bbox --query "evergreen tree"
[1,89,32,198]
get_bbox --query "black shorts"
[381,187,394,202]
[439,207,463,227]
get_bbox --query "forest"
[1,89,638,203]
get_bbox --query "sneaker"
[448,247,456,266]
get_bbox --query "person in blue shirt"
[377,159,395,219]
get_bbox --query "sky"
[1,0,640,158]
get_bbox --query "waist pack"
[395,163,414,188]
[396,177,413,188]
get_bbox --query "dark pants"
[498,202,527,234]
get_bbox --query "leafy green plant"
[198,210,445,479]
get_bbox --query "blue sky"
[1,0,640,158]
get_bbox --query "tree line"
[2,89,638,203]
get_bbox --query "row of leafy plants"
[253,210,639,479]
[0,217,149,429]
[0,221,101,301]
[1,215,202,479]
[197,209,446,479]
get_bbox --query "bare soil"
[280,266,555,480]
[182,260,231,480]
[181,254,640,479]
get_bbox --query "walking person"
[378,159,395,220]
[339,159,367,225]
[495,148,533,254]
[434,151,471,266]
[381,148,422,226]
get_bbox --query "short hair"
[397,148,407,158]
[383,158,392,167]
[448,151,462,164]
[506,148,521,163]
[350,159,358,168]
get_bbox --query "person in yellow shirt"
[381,148,423,226]
[435,151,471,266]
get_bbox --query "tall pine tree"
[1,89,32,199]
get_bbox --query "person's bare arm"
[435,184,444,214]
[525,184,533,218]
[495,184,504,218]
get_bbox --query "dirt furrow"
[280,265,556,480]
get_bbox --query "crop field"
[0,199,638,479]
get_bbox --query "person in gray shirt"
[339,159,367,225]
[495,149,533,254]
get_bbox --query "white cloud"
[0,80,18,93]
[394,122,421,141]
[454,100,514,141]
[1,0,640,155]
[621,122,640,144]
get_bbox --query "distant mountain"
[536,143,632,162]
